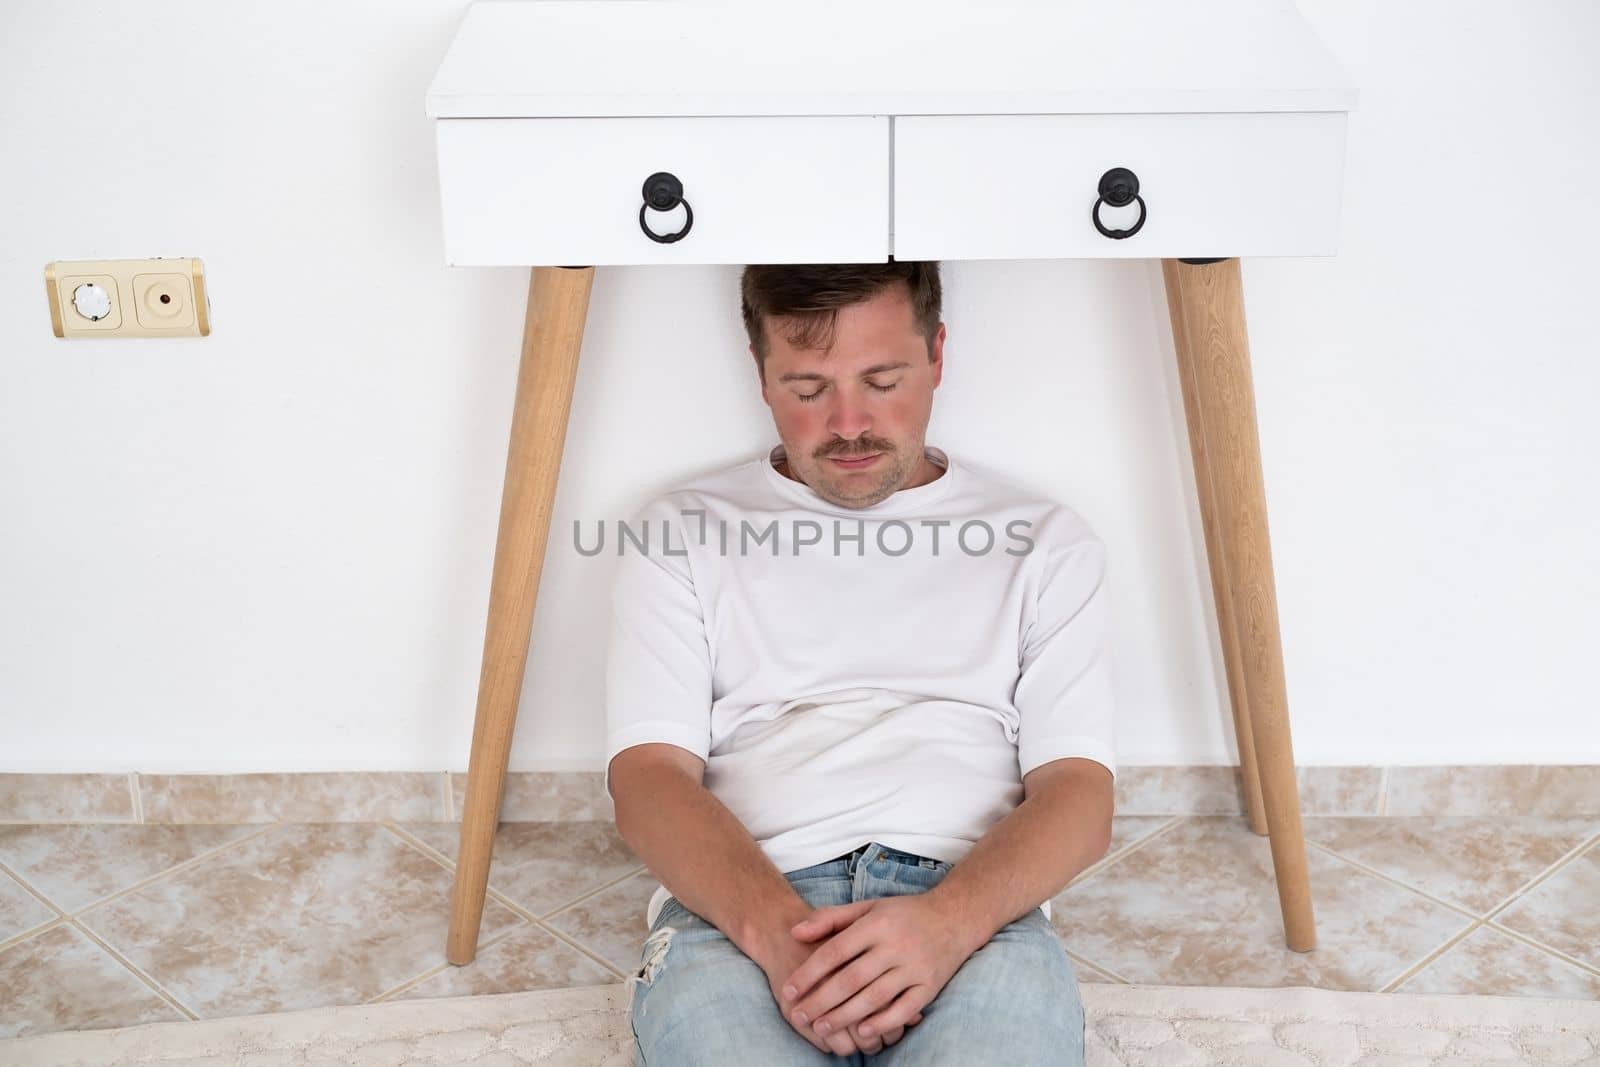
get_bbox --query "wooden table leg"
[1162,260,1269,840]
[1161,256,1317,953]
[447,265,594,966]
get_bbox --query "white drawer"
[892,112,1348,260]
[435,116,890,266]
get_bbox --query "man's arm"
[617,745,927,1056]
[922,756,1114,955]
[610,746,811,961]
[604,497,809,956]
[925,514,1119,952]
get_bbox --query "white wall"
[3,1,1596,773]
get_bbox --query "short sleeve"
[603,496,715,801]
[1014,525,1117,782]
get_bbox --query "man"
[606,261,1116,1064]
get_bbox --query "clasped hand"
[774,893,974,1056]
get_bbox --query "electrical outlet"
[45,258,210,338]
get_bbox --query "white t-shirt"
[604,443,1117,929]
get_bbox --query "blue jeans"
[627,841,1086,1065]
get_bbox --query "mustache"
[819,441,896,460]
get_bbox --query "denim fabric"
[626,841,1086,1065]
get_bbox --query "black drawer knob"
[1092,166,1147,239]
[640,171,694,243]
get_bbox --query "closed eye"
[796,382,899,403]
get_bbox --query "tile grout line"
[63,823,283,920]
[538,868,657,924]
[378,823,645,981]
[523,917,635,981]
[129,772,143,823]
[0,859,71,953]
[1481,827,1600,924]
[0,823,282,955]
[367,922,534,1004]
[1296,838,1525,994]
[0,858,68,917]
[376,892,638,1002]
[419,870,630,979]
[1060,817,1482,993]
[1303,839,1481,925]
[5,810,1594,1024]
[0,824,283,1017]
[1480,916,1600,979]
[70,914,200,1022]
[0,825,142,831]
[1306,828,1600,987]
[1064,948,1133,985]
[7,767,1600,824]
[442,773,453,821]
[378,826,635,982]
[0,915,69,956]
[380,822,457,867]
[378,822,542,920]
[16,819,604,1032]
[202,810,1600,992]
[1037,814,1190,986]
[0,858,200,1024]
[11,819,628,1032]
[1377,915,1483,994]
[1062,815,1188,892]
[1302,822,1600,933]
[381,821,649,925]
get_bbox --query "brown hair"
[740,260,942,379]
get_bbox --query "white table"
[426,0,1358,965]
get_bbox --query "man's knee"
[876,916,1086,1065]
[628,920,835,1064]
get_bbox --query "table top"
[426,0,1359,120]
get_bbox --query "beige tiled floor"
[2,815,1597,1040]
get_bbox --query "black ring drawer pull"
[639,171,694,244]
[1092,166,1147,240]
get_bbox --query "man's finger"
[856,992,927,1043]
[850,1022,885,1053]
[781,920,871,1003]
[802,1029,833,1054]
[790,899,873,944]
[812,967,916,1043]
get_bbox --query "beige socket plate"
[45,258,210,338]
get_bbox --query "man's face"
[755,284,945,509]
